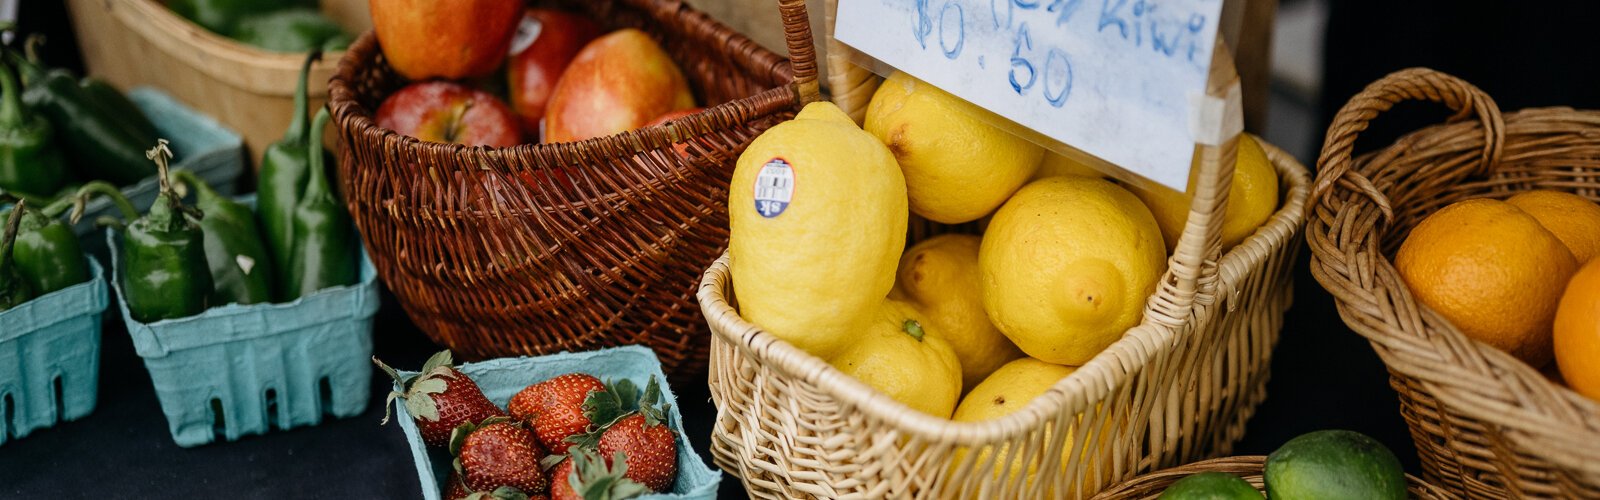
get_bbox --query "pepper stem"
[68,181,138,224]
[23,34,43,65]
[283,50,323,145]
[304,107,334,200]
[1,199,23,276]
[0,61,23,127]
[169,169,220,204]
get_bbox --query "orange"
[1506,191,1600,264]
[1395,198,1578,367]
[1555,259,1600,402]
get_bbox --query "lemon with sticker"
[729,101,908,359]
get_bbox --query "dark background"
[4,0,1598,498]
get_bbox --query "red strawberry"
[377,351,506,448]
[549,449,651,500]
[573,377,678,492]
[445,471,535,500]
[444,471,471,500]
[453,417,550,495]
[511,373,605,452]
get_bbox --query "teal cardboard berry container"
[71,88,245,257]
[0,255,108,446]
[106,225,379,448]
[393,346,721,500]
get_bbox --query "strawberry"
[549,449,651,500]
[573,377,678,492]
[445,471,535,500]
[377,351,506,448]
[445,471,471,500]
[453,417,550,495]
[511,373,605,453]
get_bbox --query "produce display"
[0,194,89,297]
[168,0,352,52]
[378,352,683,499]
[1394,191,1600,399]
[1153,430,1407,499]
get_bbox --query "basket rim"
[1306,67,1600,481]
[698,140,1310,445]
[1087,455,1459,500]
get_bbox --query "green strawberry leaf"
[373,356,402,383]
[380,391,402,425]
[450,420,479,456]
[569,448,650,500]
[638,377,669,427]
[540,453,568,471]
[406,392,439,422]
[583,379,639,431]
[412,377,448,396]
[422,350,453,374]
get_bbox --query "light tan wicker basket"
[1090,455,1459,500]
[696,2,1312,496]
[1307,68,1600,498]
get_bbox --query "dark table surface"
[0,253,1417,499]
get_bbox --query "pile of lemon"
[728,73,1280,423]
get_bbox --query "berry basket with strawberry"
[377,346,719,500]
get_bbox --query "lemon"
[730,101,908,359]
[864,71,1044,224]
[891,234,1024,392]
[1032,152,1105,180]
[981,176,1166,366]
[949,358,1100,489]
[829,299,963,418]
[1132,134,1279,253]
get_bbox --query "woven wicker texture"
[327,0,814,381]
[700,20,1313,498]
[1090,455,1458,500]
[1307,68,1600,499]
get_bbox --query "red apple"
[507,9,602,139]
[376,81,522,147]
[645,107,704,157]
[544,29,696,143]
[370,0,521,80]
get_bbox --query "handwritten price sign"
[835,0,1225,190]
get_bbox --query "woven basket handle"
[1149,37,1243,321]
[1312,68,1505,219]
[776,0,821,104]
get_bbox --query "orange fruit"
[1506,191,1600,264]
[1395,198,1578,367]
[1555,259,1600,402]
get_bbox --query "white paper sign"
[836,0,1224,190]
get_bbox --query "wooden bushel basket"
[697,0,1313,496]
[327,0,818,380]
[1308,68,1600,498]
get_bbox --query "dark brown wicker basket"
[327,0,819,380]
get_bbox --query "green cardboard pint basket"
[107,228,379,447]
[393,346,722,500]
[0,255,108,446]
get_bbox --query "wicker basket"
[1307,68,1600,498]
[1090,456,1458,499]
[697,7,1311,498]
[327,0,812,380]
[66,0,369,166]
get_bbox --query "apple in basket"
[507,8,603,140]
[543,28,696,143]
[369,0,522,80]
[376,81,522,148]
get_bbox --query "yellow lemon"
[1032,152,1106,180]
[1396,198,1578,368]
[730,102,908,359]
[891,234,1024,392]
[864,71,1043,224]
[980,177,1166,366]
[949,358,1107,493]
[1132,133,1279,253]
[1506,190,1600,264]
[829,299,963,418]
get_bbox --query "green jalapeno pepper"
[258,50,321,301]
[172,169,274,305]
[0,190,90,296]
[284,108,355,299]
[0,202,31,311]
[11,36,159,187]
[78,140,213,322]
[0,59,68,200]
